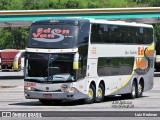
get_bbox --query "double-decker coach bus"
[23,18,155,104]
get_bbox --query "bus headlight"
[61,84,68,91]
[61,84,75,92]
[24,86,36,91]
[62,87,75,92]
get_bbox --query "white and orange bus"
[22,18,155,104]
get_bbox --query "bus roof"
[32,18,89,25]
[32,18,153,28]
[89,19,153,28]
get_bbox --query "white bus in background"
[22,18,155,104]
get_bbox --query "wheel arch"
[90,80,96,90]
[99,80,105,94]
[131,77,138,92]
[132,77,138,86]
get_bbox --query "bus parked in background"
[23,18,155,104]
[1,49,21,71]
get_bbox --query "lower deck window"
[97,57,134,76]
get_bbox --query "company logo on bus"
[134,47,154,75]
[32,28,70,42]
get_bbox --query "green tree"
[154,24,160,55]
[65,0,83,9]
[7,0,24,10]
[0,0,11,10]
[11,27,29,49]
[0,28,13,49]
[88,1,100,8]
[149,0,160,7]
[0,27,29,49]
[23,0,34,10]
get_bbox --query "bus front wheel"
[83,84,96,104]
[52,100,62,104]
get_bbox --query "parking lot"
[0,71,160,119]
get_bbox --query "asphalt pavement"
[0,72,160,119]
[0,70,24,79]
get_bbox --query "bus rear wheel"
[137,82,143,98]
[83,84,96,104]
[95,84,105,103]
[128,81,137,99]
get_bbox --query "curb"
[0,76,24,79]
[154,72,160,77]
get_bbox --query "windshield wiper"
[48,74,74,81]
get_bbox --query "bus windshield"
[25,52,75,82]
[27,25,78,49]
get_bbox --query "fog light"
[24,86,31,90]
[24,94,28,97]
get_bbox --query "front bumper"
[24,89,87,100]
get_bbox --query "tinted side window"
[91,24,101,43]
[78,23,90,45]
[120,26,129,43]
[97,57,134,76]
[91,24,153,44]
[145,28,153,44]
[138,27,145,44]
[129,27,138,44]
[110,25,121,43]
[91,24,111,43]
[103,25,111,43]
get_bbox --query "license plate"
[43,94,52,98]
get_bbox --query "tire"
[128,81,137,99]
[83,84,96,104]
[137,82,143,98]
[1,65,5,70]
[52,100,62,104]
[95,84,105,103]
[39,99,52,105]
[18,64,21,71]
[121,94,128,99]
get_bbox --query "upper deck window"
[91,24,153,45]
